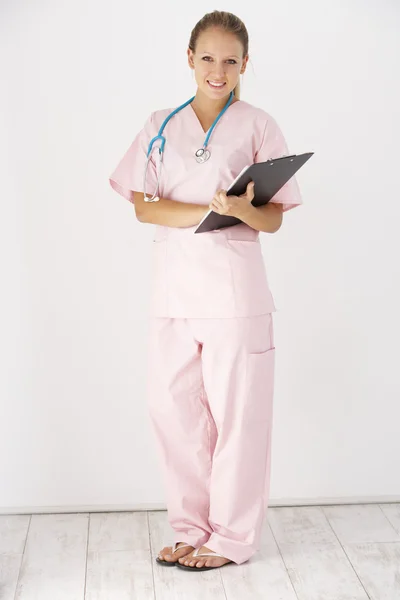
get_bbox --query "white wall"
[1,0,399,514]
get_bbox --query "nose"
[211,62,226,79]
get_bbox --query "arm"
[133,192,209,228]
[234,202,284,234]
[209,182,284,234]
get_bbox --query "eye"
[201,57,238,64]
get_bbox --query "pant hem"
[203,534,256,565]
[172,533,210,549]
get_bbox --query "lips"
[207,80,226,89]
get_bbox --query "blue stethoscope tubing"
[143,90,234,202]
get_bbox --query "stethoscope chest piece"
[195,148,211,164]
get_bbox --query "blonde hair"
[188,11,249,100]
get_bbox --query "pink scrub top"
[109,100,302,318]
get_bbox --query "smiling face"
[188,27,248,100]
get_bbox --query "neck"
[191,88,236,117]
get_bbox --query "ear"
[240,55,249,75]
[187,48,195,70]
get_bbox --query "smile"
[207,81,226,89]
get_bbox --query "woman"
[109,10,302,571]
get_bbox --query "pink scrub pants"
[146,313,275,565]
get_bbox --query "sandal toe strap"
[193,548,225,558]
[172,542,192,554]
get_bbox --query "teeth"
[209,81,225,87]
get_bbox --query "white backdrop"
[1,0,399,514]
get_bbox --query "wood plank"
[0,554,24,600]
[379,503,400,536]
[220,519,299,600]
[323,504,400,543]
[88,511,151,552]
[0,515,31,600]
[268,507,370,600]
[268,505,340,546]
[344,542,400,600]
[148,511,226,600]
[15,513,88,600]
[0,515,31,554]
[324,504,400,598]
[85,511,154,600]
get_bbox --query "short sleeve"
[109,113,158,203]
[254,115,303,212]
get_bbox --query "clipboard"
[194,152,314,234]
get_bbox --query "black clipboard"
[194,152,314,234]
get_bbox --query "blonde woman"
[109,10,302,571]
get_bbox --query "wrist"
[233,202,255,221]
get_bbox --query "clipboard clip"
[267,154,296,166]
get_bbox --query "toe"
[178,549,195,565]
[159,544,195,563]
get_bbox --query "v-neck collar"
[187,99,242,135]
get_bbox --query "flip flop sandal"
[156,542,194,566]
[176,547,232,571]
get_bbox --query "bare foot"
[178,545,231,568]
[157,542,195,563]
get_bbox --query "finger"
[212,196,224,208]
[209,201,221,213]
[247,181,255,199]
[217,190,228,202]
[213,195,224,207]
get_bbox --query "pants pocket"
[245,347,275,423]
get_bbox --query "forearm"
[137,196,209,228]
[234,202,283,233]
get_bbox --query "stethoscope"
[143,90,234,202]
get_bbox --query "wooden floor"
[1,503,400,599]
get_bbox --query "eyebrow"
[200,51,241,59]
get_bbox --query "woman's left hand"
[209,181,255,219]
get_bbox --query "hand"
[209,181,255,219]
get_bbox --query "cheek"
[229,65,241,77]
[195,63,209,78]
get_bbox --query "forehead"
[195,27,244,56]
